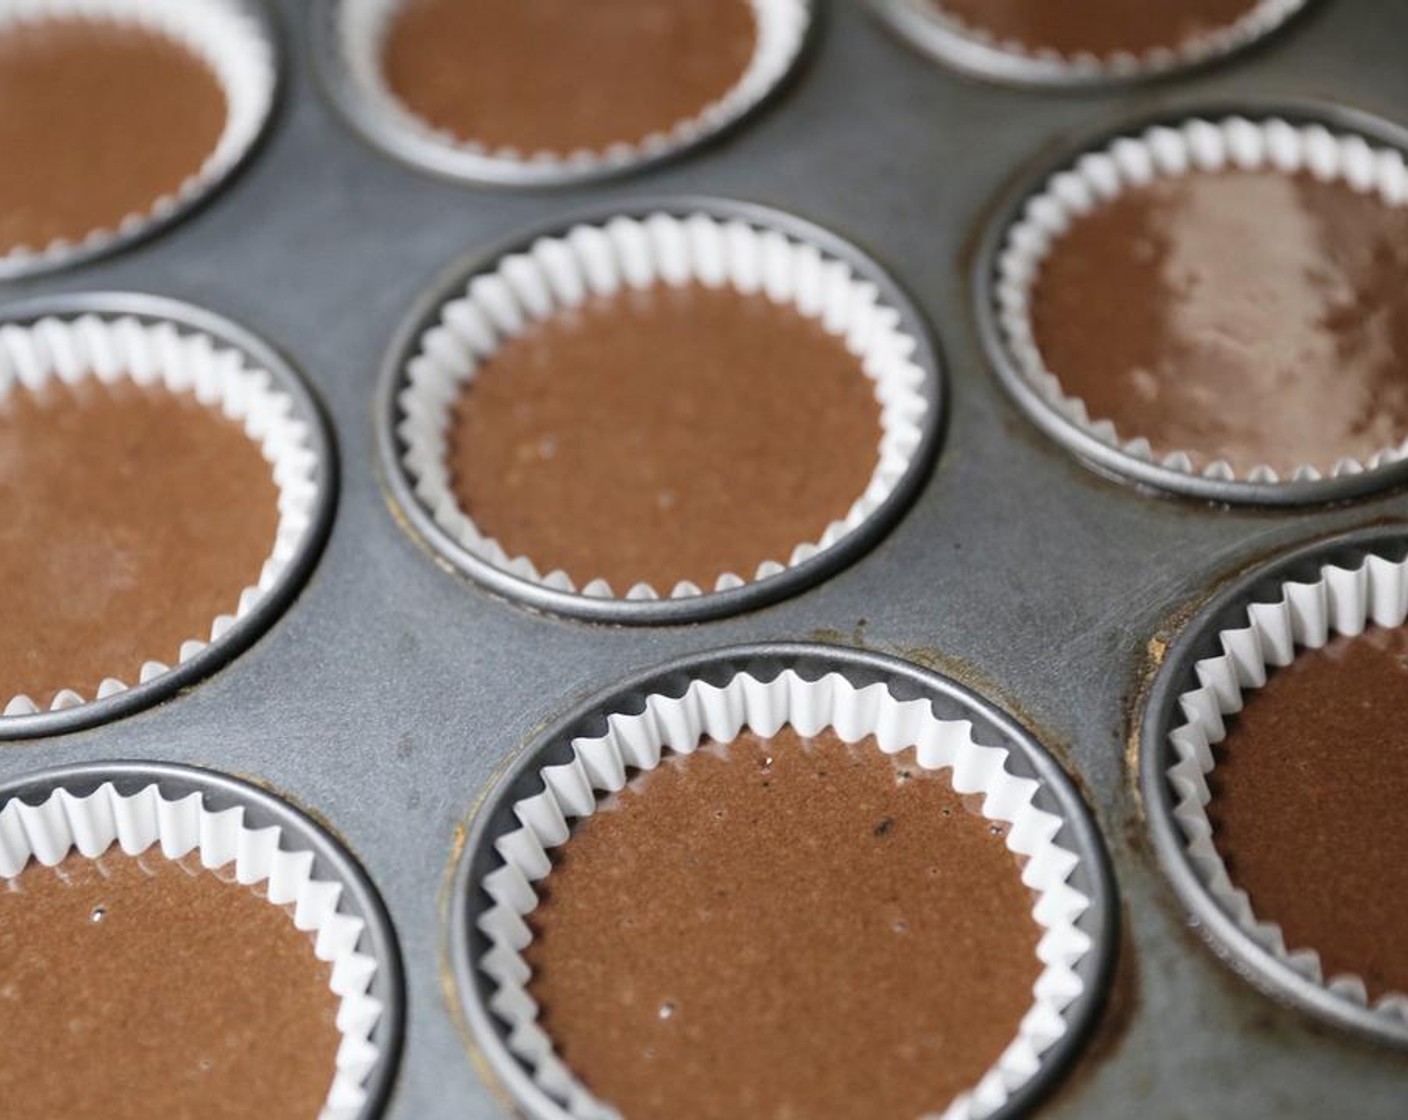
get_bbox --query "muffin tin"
[1141,525,1408,1050]
[0,760,403,1118]
[309,0,816,187]
[0,291,336,739]
[5,0,1408,1117]
[868,0,1310,88]
[976,98,1408,505]
[0,0,282,282]
[453,644,1116,1120]
[378,197,943,623]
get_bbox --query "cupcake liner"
[324,0,811,185]
[1164,545,1408,1026]
[0,0,278,278]
[991,113,1408,489]
[394,208,932,607]
[470,659,1098,1120]
[0,773,387,1119]
[871,0,1306,86]
[0,310,322,719]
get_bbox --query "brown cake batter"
[1211,626,1408,1001]
[382,0,757,154]
[447,283,881,592]
[525,728,1043,1119]
[0,379,279,707]
[0,848,341,1120]
[0,18,226,254]
[936,0,1260,57]
[1029,171,1408,475]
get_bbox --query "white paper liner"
[994,114,1408,484]
[0,0,277,271]
[1166,550,1408,1023]
[0,780,384,1118]
[397,211,931,601]
[334,0,809,174]
[915,0,1304,80]
[0,313,322,717]
[475,668,1095,1120]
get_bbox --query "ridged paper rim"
[474,666,1095,1120]
[1166,547,1408,1023]
[331,0,809,180]
[0,778,385,1118]
[993,114,1408,484]
[0,0,278,273]
[395,209,931,602]
[0,312,321,718]
[886,0,1305,82]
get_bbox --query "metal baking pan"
[1141,524,1408,1052]
[4,0,1408,1116]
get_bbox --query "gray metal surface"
[1141,525,1408,1051]
[377,197,945,624]
[0,760,404,1117]
[2,0,1406,1117]
[452,644,1118,1120]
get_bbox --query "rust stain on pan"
[808,622,1092,806]
[226,769,357,853]
[1121,515,1408,840]
[1043,906,1142,1109]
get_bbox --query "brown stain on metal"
[1119,517,1408,1054]
[1121,515,1408,844]
[1044,905,1141,1109]
[224,769,357,855]
[808,622,1093,805]
[1119,628,1178,850]
[378,454,472,584]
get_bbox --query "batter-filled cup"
[0,0,278,277]
[1162,539,1408,1035]
[990,113,1408,493]
[0,767,392,1119]
[323,0,811,185]
[870,0,1306,87]
[462,650,1110,1119]
[389,205,937,617]
[0,307,324,720]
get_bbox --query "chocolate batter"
[447,283,881,592]
[382,0,757,154]
[1211,626,1408,1001]
[936,0,1260,57]
[525,728,1043,1119]
[0,19,226,255]
[1030,171,1408,475]
[0,379,280,707]
[0,848,340,1120]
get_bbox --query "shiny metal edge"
[0,0,286,284]
[306,0,819,190]
[0,292,339,741]
[866,0,1310,90]
[449,642,1120,1120]
[0,758,407,1116]
[973,98,1408,508]
[374,196,946,625]
[1140,523,1408,1049]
